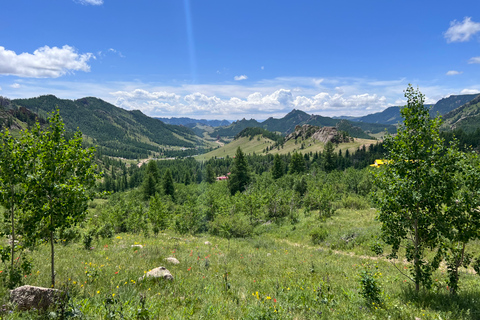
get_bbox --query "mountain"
[211,109,394,139]
[10,95,204,159]
[349,93,479,126]
[262,109,312,134]
[430,93,479,117]
[441,95,480,133]
[156,117,230,127]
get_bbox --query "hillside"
[441,95,480,133]
[196,123,376,161]
[10,95,208,159]
[156,117,230,127]
[210,109,392,140]
[350,93,479,125]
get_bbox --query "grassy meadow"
[1,205,479,319]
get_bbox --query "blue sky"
[1,0,480,120]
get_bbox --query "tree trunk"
[50,213,55,288]
[10,194,15,268]
[414,218,420,292]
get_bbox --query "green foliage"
[288,152,305,174]
[373,85,480,292]
[271,154,284,179]
[148,194,170,234]
[162,168,175,201]
[228,147,251,195]
[209,212,253,238]
[310,226,328,245]
[358,264,383,306]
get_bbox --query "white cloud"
[446,70,463,75]
[445,17,480,42]
[0,45,93,78]
[75,0,103,5]
[234,75,248,81]
[460,88,480,94]
[10,83,21,88]
[261,66,264,70]
[468,56,480,64]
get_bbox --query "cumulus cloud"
[10,83,21,88]
[446,70,463,75]
[445,17,480,42]
[75,0,103,5]
[0,45,93,78]
[468,56,480,64]
[234,75,248,81]
[460,88,480,94]
[109,87,388,118]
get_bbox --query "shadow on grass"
[400,286,480,320]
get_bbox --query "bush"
[82,229,96,250]
[210,213,253,238]
[358,264,383,306]
[310,226,329,245]
[341,194,370,210]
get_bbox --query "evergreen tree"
[289,152,305,174]
[162,168,175,201]
[205,164,216,184]
[271,154,284,179]
[228,147,250,195]
[323,141,336,172]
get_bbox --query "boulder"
[204,241,212,246]
[165,257,180,265]
[10,285,64,311]
[139,266,173,282]
[131,244,143,249]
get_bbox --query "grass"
[196,135,378,161]
[2,207,480,319]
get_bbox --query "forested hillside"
[10,95,205,159]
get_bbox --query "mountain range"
[343,93,479,125]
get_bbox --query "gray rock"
[131,244,143,249]
[204,241,212,246]
[10,285,64,311]
[139,266,173,282]
[165,257,180,265]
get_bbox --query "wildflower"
[112,293,115,297]
[97,291,100,294]
[274,298,277,303]
[115,271,118,274]
[266,296,271,300]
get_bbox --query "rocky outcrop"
[165,257,180,265]
[285,124,352,144]
[139,266,174,282]
[10,285,64,311]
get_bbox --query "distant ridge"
[441,95,480,133]
[156,117,231,127]
[211,109,395,139]
[345,93,479,125]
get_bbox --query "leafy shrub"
[97,222,114,239]
[341,194,370,210]
[310,226,329,245]
[58,226,81,245]
[210,213,253,238]
[82,229,96,250]
[358,264,383,306]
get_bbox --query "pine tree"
[205,164,216,184]
[271,154,284,179]
[289,152,305,174]
[163,168,175,201]
[228,147,250,195]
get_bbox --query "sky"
[1,0,480,120]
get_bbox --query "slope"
[441,95,480,133]
[11,95,205,159]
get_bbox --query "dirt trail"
[275,238,477,275]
